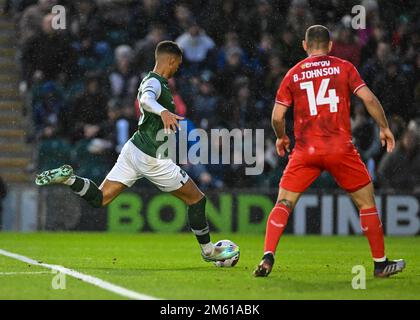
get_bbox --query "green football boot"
[35,164,74,186]
[202,244,240,263]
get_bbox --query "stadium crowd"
[3,0,420,191]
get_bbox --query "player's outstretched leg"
[350,182,405,278]
[171,179,239,263]
[35,164,103,208]
[254,188,300,277]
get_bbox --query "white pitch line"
[0,249,160,300]
[0,271,51,275]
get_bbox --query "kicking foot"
[374,259,405,278]
[253,253,274,277]
[35,165,74,186]
[202,244,239,262]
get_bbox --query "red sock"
[360,207,386,261]
[264,203,291,255]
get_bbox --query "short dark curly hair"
[155,41,183,57]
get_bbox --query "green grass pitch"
[0,233,419,300]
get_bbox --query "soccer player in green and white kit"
[35,41,239,263]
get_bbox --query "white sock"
[200,242,214,256]
[62,175,76,186]
[373,256,387,263]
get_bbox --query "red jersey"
[275,54,366,154]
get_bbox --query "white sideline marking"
[0,249,159,300]
[0,271,51,275]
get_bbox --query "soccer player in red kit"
[254,25,405,278]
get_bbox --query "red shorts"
[280,147,371,193]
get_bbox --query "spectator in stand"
[128,0,165,41]
[133,25,167,75]
[176,21,216,75]
[98,1,131,46]
[360,23,386,63]
[278,28,306,68]
[286,0,315,39]
[18,0,57,46]
[255,33,275,73]
[2,0,11,15]
[351,103,381,178]
[239,0,281,50]
[215,47,249,98]
[216,32,247,71]
[192,75,220,130]
[168,77,188,118]
[356,0,381,47]
[167,2,192,39]
[361,41,392,86]
[72,30,113,76]
[71,126,113,185]
[388,115,407,143]
[3,0,38,17]
[227,81,256,129]
[182,162,222,191]
[108,45,139,105]
[100,100,121,153]
[377,122,420,191]
[262,54,286,101]
[37,126,72,172]
[68,74,108,141]
[176,118,223,190]
[371,58,411,120]
[32,81,65,138]
[114,100,138,153]
[69,0,104,42]
[331,25,361,67]
[21,13,77,86]
[202,0,239,45]
[406,53,420,116]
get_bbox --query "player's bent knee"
[190,187,205,204]
[188,193,205,206]
[179,192,203,206]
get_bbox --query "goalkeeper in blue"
[35,41,238,264]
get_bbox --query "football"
[213,240,240,267]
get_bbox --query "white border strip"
[275,100,291,107]
[0,249,159,300]
[353,83,366,94]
